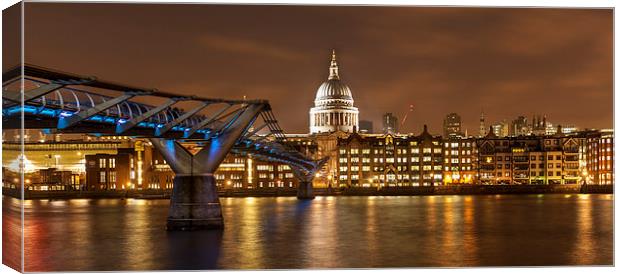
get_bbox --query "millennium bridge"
[2,64,326,230]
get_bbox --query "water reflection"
[2,194,613,271]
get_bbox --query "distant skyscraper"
[531,115,548,135]
[359,120,373,134]
[491,120,509,137]
[382,113,398,134]
[479,111,486,137]
[510,116,530,136]
[443,113,463,138]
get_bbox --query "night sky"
[8,3,613,134]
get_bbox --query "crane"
[400,104,414,131]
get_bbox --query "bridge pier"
[167,175,223,230]
[297,181,315,200]
[149,104,266,231]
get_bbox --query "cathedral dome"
[315,80,353,102]
[309,50,359,134]
[314,50,354,107]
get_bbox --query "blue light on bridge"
[59,111,74,118]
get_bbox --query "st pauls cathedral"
[309,50,359,134]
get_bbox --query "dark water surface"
[2,194,613,271]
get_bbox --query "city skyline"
[6,4,612,133]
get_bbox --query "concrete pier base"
[297,181,315,200]
[167,175,223,230]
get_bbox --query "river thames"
[2,194,613,271]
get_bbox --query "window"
[100,171,106,183]
[99,158,106,168]
[109,171,116,183]
[556,155,562,160]
[109,158,116,168]
[257,165,272,171]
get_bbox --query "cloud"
[198,34,306,61]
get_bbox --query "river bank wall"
[2,184,612,200]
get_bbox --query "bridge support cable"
[155,101,210,136]
[149,103,265,230]
[116,98,178,134]
[183,104,233,138]
[57,91,150,129]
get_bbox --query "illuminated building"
[491,121,509,137]
[85,150,134,190]
[442,137,477,184]
[510,116,530,136]
[531,115,548,135]
[586,129,614,184]
[443,113,463,138]
[561,125,578,134]
[476,129,587,185]
[309,50,359,134]
[335,125,444,187]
